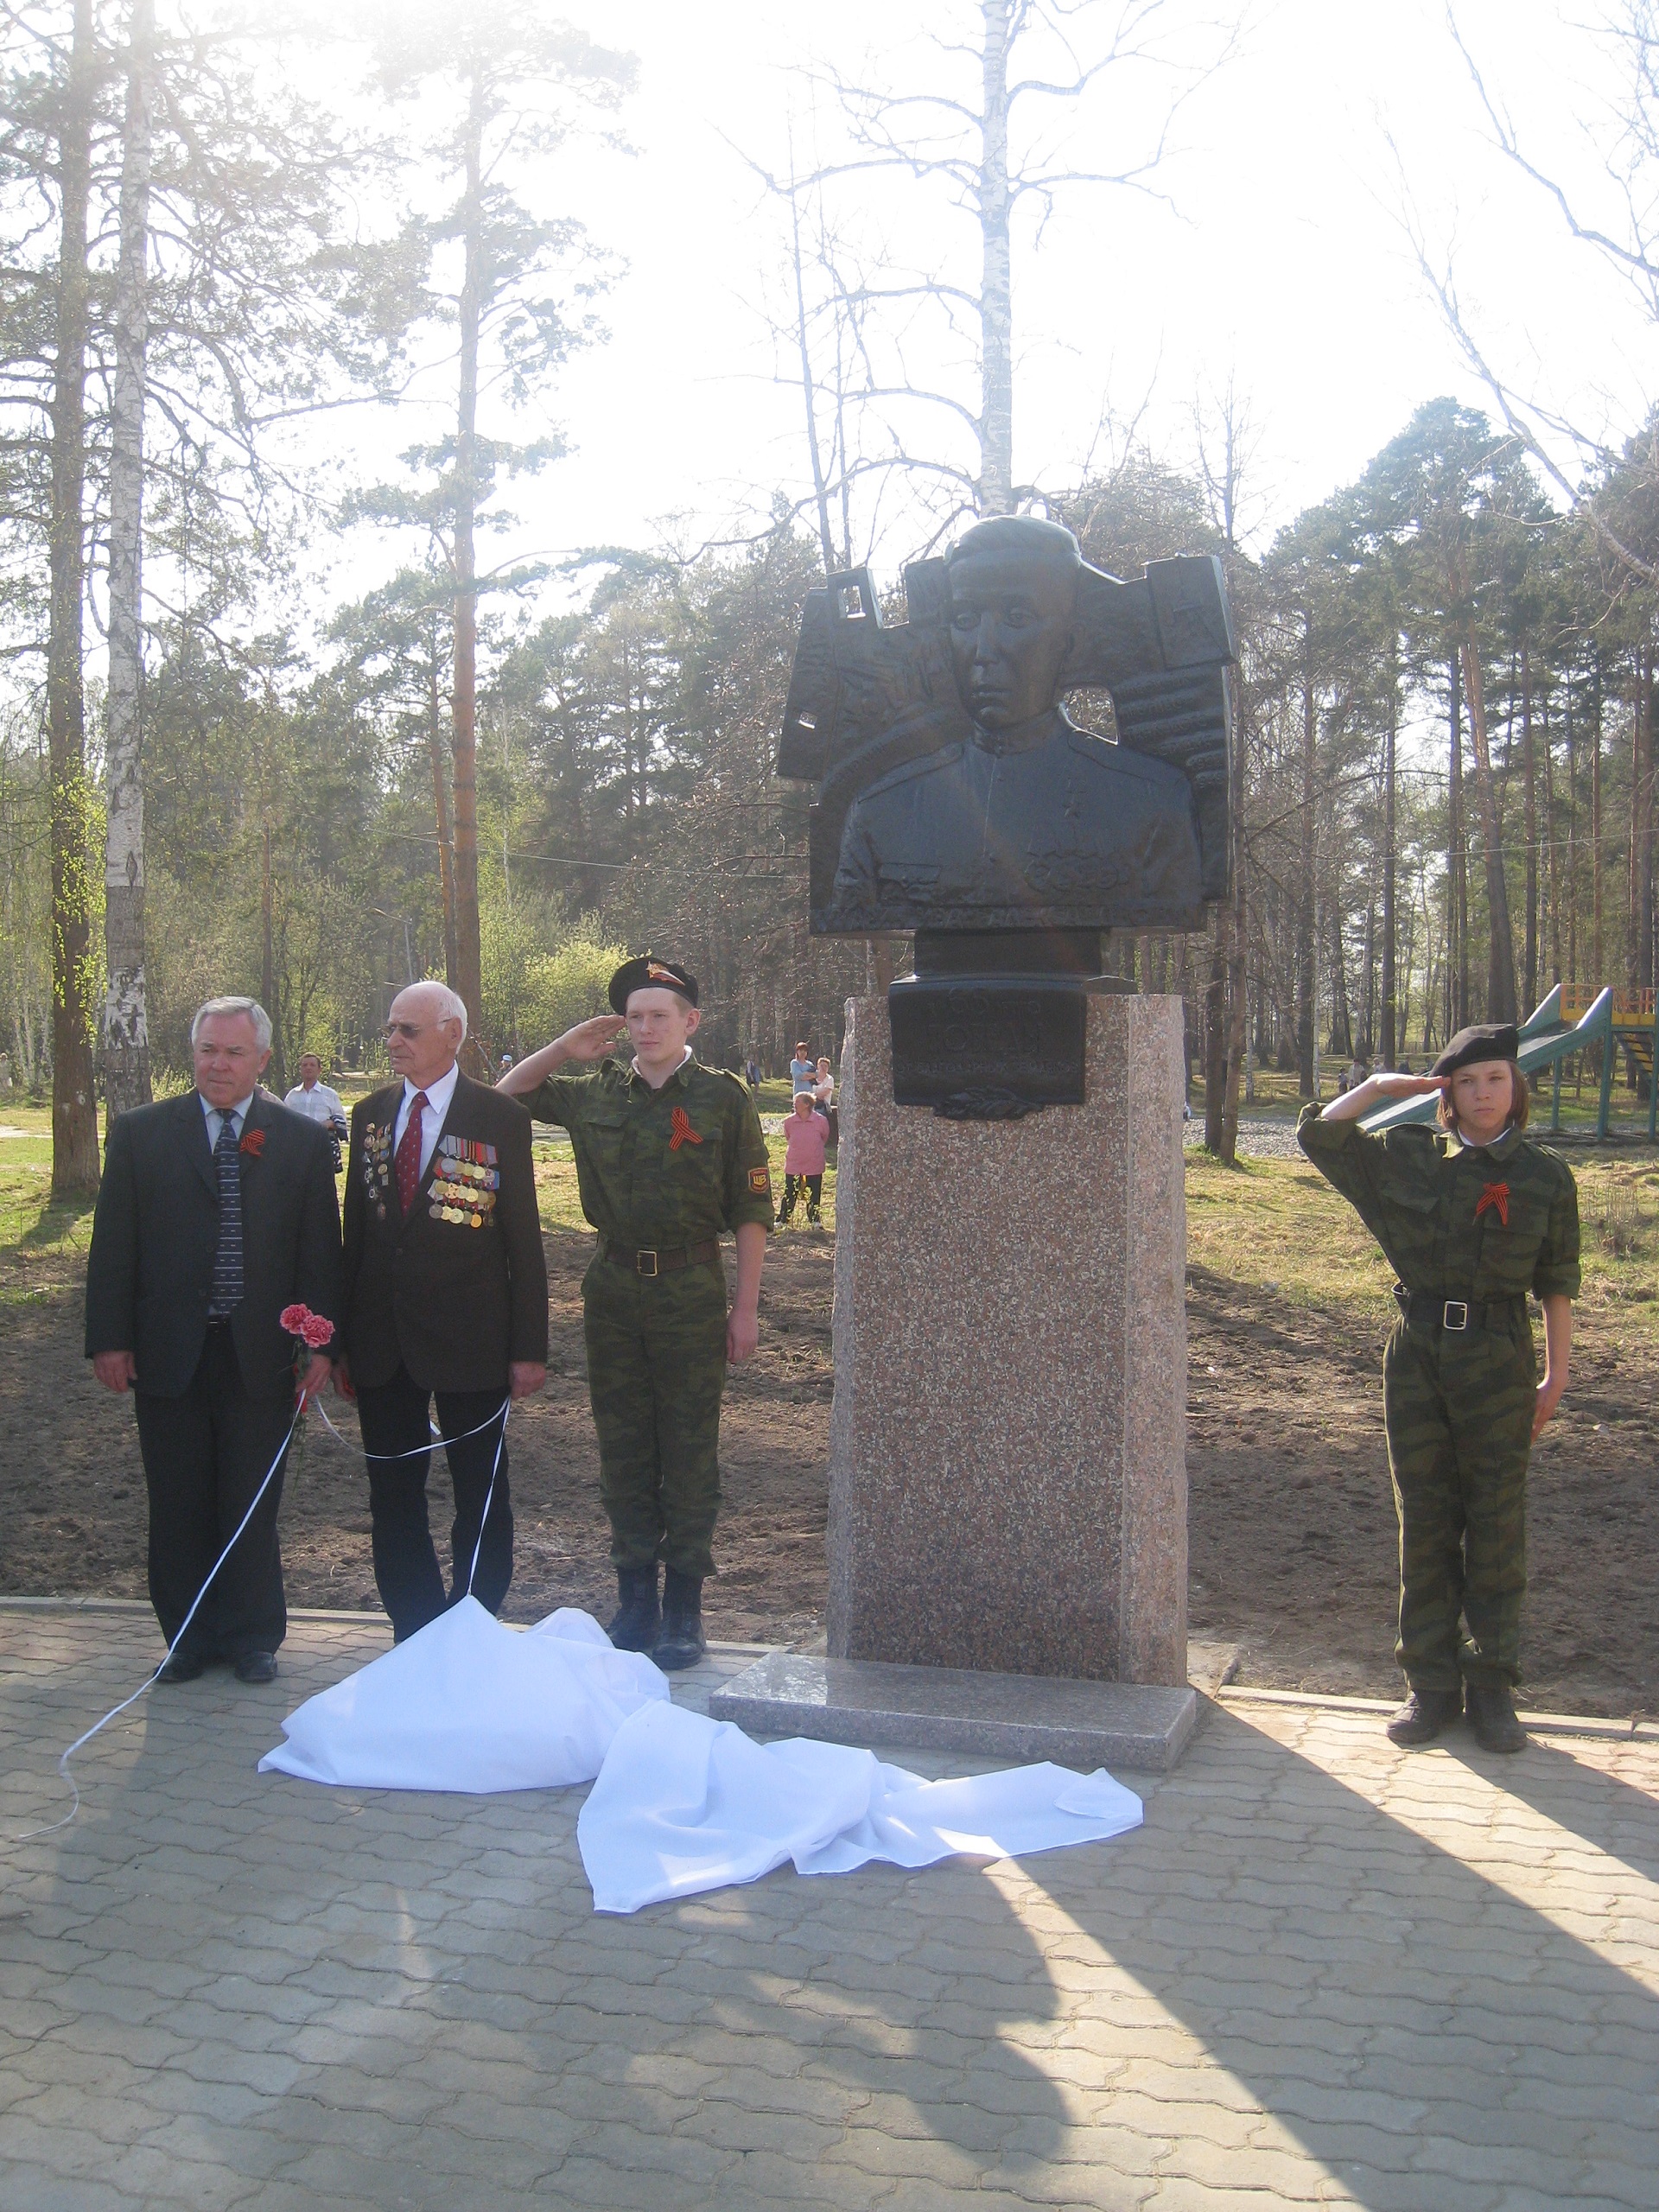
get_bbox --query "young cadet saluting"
[1299,1023,1580,1755]
[498,957,772,1669]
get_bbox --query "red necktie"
[395,1090,428,1214]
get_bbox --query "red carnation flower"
[279,1304,309,1334]
[300,1313,335,1350]
[239,1128,265,1157]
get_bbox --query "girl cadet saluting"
[1298,1023,1580,1756]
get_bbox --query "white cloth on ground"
[257,1604,1145,1912]
[577,1696,1143,1916]
[257,1596,667,1792]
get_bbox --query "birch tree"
[810,0,1238,518]
[102,0,153,1128]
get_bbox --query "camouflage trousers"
[582,1253,728,1580]
[1382,1310,1536,1692]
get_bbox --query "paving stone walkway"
[2,1600,1656,2211]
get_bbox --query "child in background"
[812,1056,837,1147]
[778,1091,830,1224]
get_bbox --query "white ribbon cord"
[10,1388,512,1847]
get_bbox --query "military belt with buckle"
[602,1238,721,1278]
[1396,1287,1527,1334]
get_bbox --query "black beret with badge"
[1430,1022,1520,1079]
[608,955,699,1015]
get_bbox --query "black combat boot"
[653,1567,707,1672]
[607,1564,661,1653]
[1385,1686,1461,1747]
[1465,1680,1528,1754]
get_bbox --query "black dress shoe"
[653,1567,707,1672]
[232,1651,279,1685]
[155,1649,205,1684]
[607,1565,662,1653]
[1465,1681,1528,1753]
[1385,1687,1460,1746]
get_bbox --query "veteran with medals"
[337,980,548,1642]
[499,956,772,1669]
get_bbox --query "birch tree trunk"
[1522,642,1537,1014]
[1459,631,1517,1022]
[103,0,155,1134]
[450,78,485,1070]
[1295,614,1317,1096]
[1380,666,1397,1065]
[976,0,1014,515]
[48,0,100,1196]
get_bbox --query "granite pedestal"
[719,992,1196,1770]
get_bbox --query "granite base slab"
[708,1650,1200,1774]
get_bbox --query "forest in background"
[3,0,1659,1184]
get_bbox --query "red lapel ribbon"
[668,1106,702,1152]
[1475,1179,1510,1227]
[239,1128,265,1157]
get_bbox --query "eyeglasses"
[384,1021,428,1040]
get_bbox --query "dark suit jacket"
[340,1072,548,1394]
[84,1090,343,1402]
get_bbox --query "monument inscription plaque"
[887,976,1086,1116]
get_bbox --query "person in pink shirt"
[777,1091,830,1225]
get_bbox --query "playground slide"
[1359,985,1639,1138]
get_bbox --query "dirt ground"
[5,1213,1658,1719]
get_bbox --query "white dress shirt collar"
[395,1059,461,1180]
[200,1089,256,1143]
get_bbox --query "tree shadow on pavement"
[1011,1701,1659,2209]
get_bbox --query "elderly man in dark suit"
[85,995,341,1684]
[336,980,548,1643]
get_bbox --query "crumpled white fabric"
[576,1697,1144,1915]
[257,1595,668,1792]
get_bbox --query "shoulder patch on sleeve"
[748,1166,772,1194]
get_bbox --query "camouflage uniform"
[524,1055,773,1578]
[1297,1106,1580,1693]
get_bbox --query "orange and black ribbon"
[1475,1179,1510,1227]
[668,1106,702,1152]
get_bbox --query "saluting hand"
[1367,1073,1448,1100]
[555,1015,627,1064]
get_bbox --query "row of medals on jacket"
[361,1126,499,1226]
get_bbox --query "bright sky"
[308,0,1655,603]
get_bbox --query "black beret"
[1430,1022,1520,1078]
[608,955,698,1015]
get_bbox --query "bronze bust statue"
[779,514,1235,948]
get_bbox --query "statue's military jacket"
[1296,1106,1581,1306]
[825,721,1205,934]
[524,1054,774,1255]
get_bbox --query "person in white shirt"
[283,1054,347,1136]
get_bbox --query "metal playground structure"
[1363,985,1659,1142]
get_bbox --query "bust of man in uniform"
[823,515,1206,936]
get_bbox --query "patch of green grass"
[1185,1148,1396,1322]
[1185,1144,1659,1348]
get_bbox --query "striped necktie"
[209,1109,245,1317]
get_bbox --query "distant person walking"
[778,1092,830,1224]
[283,1052,348,1169]
[812,1055,838,1147]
